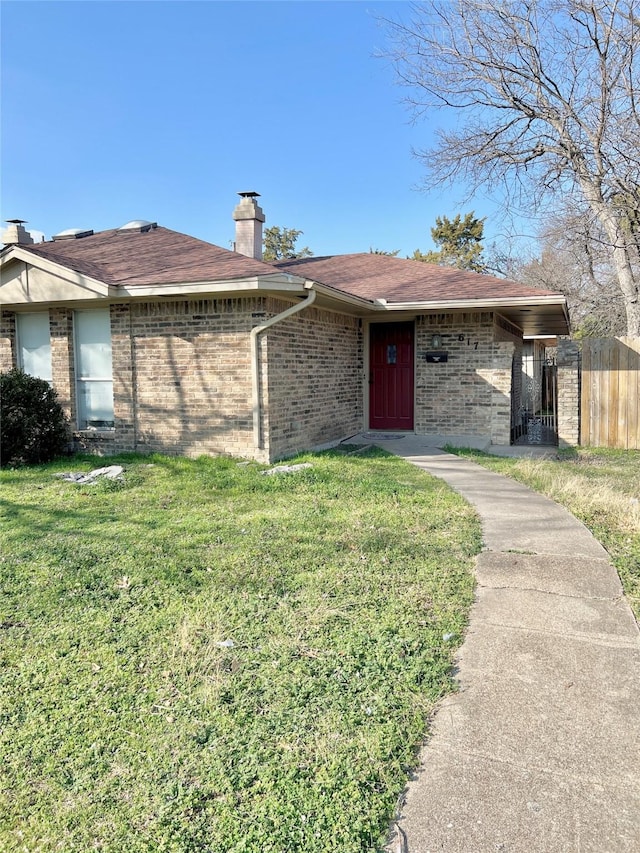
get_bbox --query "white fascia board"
[120,277,375,310]
[0,246,109,293]
[116,275,307,299]
[304,280,379,311]
[379,295,568,311]
[258,273,308,287]
[0,249,111,304]
[0,245,37,269]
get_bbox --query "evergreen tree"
[263,226,313,261]
[369,247,400,256]
[412,213,486,272]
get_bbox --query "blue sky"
[1,0,516,257]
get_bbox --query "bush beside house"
[0,368,69,466]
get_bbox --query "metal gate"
[511,351,558,446]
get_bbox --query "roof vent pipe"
[233,191,265,260]
[2,219,34,246]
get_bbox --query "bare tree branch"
[384,0,640,333]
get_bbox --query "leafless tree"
[385,0,640,334]
[497,204,627,335]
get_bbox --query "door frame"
[365,319,416,432]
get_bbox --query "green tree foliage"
[412,212,487,272]
[263,226,313,261]
[369,247,400,256]
[1,369,69,466]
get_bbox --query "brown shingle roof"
[17,227,563,306]
[24,226,281,286]
[274,253,561,303]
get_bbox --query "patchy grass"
[0,448,480,852]
[449,446,640,620]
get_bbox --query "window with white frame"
[16,312,52,381]
[74,309,114,429]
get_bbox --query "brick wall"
[110,303,136,450]
[2,299,362,463]
[264,299,363,459]
[2,301,526,459]
[494,314,523,424]
[0,311,15,372]
[485,342,516,446]
[493,314,523,444]
[127,298,259,459]
[2,300,271,460]
[415,313,490,438]
[557,337,581,447]
[49,308,75,419]
[413,312,517,445]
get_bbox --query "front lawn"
[450,446,640,621]
[0,448,480,852]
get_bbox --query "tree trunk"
[579,180,640,336]
[603,230,640,337]
[622,293,640,337]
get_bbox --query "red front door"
[369,322,414,430]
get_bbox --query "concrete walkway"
[355,436,640,853]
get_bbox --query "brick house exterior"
[0,198,569,462]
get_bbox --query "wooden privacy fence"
[581,337,640,450]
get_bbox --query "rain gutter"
[378,295,568,311]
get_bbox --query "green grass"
[0,448,481,852]
[448,446,640,620]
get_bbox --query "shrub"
[0,369,69,466]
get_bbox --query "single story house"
[0,193,569,462]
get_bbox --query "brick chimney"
[2,219,34,246]
[232,192,265,260]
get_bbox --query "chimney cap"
[237,191,260,199]
[2,219,35,245]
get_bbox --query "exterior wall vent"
[52,228,94,241]
[117,220,157,233]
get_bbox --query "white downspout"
[250,282,317,453]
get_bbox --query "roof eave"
[306,280,382,312]
[379,294,570,336]
[0,248,311,306]
[116,273,308,298]
[379,295,567,311]
[1,247,112,306]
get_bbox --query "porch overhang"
[295,276,569,336]
[377,295,570,337]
